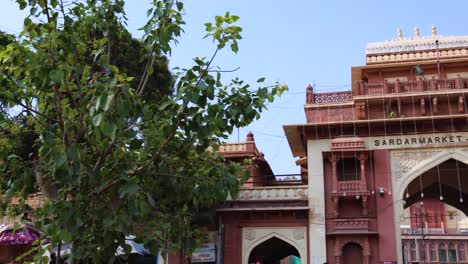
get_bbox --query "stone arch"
[391,148,468,263]
[334,237,370,264]
[340,239,364,252]
[341,242,363,264]
[395,149,468,201]
[243,230,304,264]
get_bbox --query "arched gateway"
[247,236,300,263]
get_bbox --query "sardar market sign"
[367,133,468,150]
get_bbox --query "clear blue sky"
[2,0,468,174]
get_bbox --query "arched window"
[410,241,417,261]
[429,242,437,261]
[458,241,466,261]
[402,241,409,263]
[448,242,457,262]
[439,242,447,262]
[337,158,360,181]
[418,240,426,261]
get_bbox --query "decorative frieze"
[219,143,247,152]
[234,186,308,201]
[333,219,369,230]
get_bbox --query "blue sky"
[2,0,468,174]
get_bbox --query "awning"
[0,224,41,245]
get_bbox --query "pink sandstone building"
[175,28,468,264]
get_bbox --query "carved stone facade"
[390,150,442,179]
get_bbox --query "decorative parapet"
[366,35,468,64]
[309,91,353,104]
[218,142,247,152]
[232,185,308,201]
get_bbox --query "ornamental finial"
[414,27,420,37]
[432,25,437,36]
[397,28,403,40]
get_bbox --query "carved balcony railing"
[356,77,468,96]
[401,228,468,236]
[307,91,353,104]
[243,174,305,187]
[231,185,308,201]
[337,180,361,192]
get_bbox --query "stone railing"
[401,228,468,236]
[356,77,468,96]
[338,181,361,192]
[232,185,308,201]
[218,142,247,152]
[307,91,353,104]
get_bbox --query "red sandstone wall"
[373,150,398,263]
[305,105,355,123]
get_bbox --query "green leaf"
[257,77,266,83]
[7,154,18,160]
[146,193,156,208]
[67,146,78,161]
[55,153,67,167]
[101,122,117,141]
[230,42,238,53]
[119,181,139,198]
[30,7,37,16]
[102,94,114,111]
[176,2,183,11]
[146,8,153,17]
[60,230,72,243]
[215,16,224,26]
[49,70,64,83]
[92,113,103,127]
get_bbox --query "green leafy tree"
[0,0,286,262]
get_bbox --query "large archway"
[398,158,468,263]
[248,236,300,264]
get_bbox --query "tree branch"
[207,67,240,73]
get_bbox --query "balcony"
[355,77,468,97]
[307,90,353,104]
[338,180,361,192]
[401,228,468,236]
[242,174,304,187]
